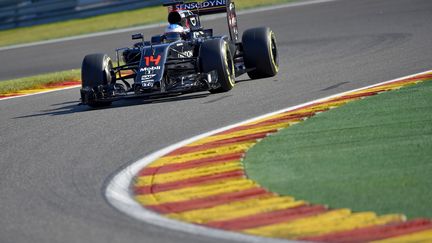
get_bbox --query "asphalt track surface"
[1,0,432,242]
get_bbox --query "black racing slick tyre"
[81,53,114,108]
[200,39,236,93]
[242,27,279,79]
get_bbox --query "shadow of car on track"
[12,77,269,119]
[13,92,211,119]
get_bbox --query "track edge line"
[104,69,432,243]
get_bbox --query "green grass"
[243,80,432,219]
[0,69,80,94]
[0,0,294,48]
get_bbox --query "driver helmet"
[165,23,185,34]
[164,24,186,42]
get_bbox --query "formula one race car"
[80,0,279,107]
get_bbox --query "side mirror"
[132,33,144,41]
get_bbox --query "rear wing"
[170,0,227,15]
[165,0,239,42]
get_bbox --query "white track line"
[0,85,80,101]
[0,0,337,52]
[105,69,432,243]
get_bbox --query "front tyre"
[242,27,279,79]
[200,39,236,93]
[81,53,114,108]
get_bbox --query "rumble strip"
[106,70,432,242]
[0,81,80,100]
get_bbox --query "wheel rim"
[224,43,235,86]
[269,32,279,72]
[103,58,114,85]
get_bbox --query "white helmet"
[165,24,185,34]
[164,24,187,42]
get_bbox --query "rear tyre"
[200,39,235,93]
[242,27,279,79]
[81,53,114,107]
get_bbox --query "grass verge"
[0,0,294,48]
[243,80,432,219]
[0,69,80,95]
